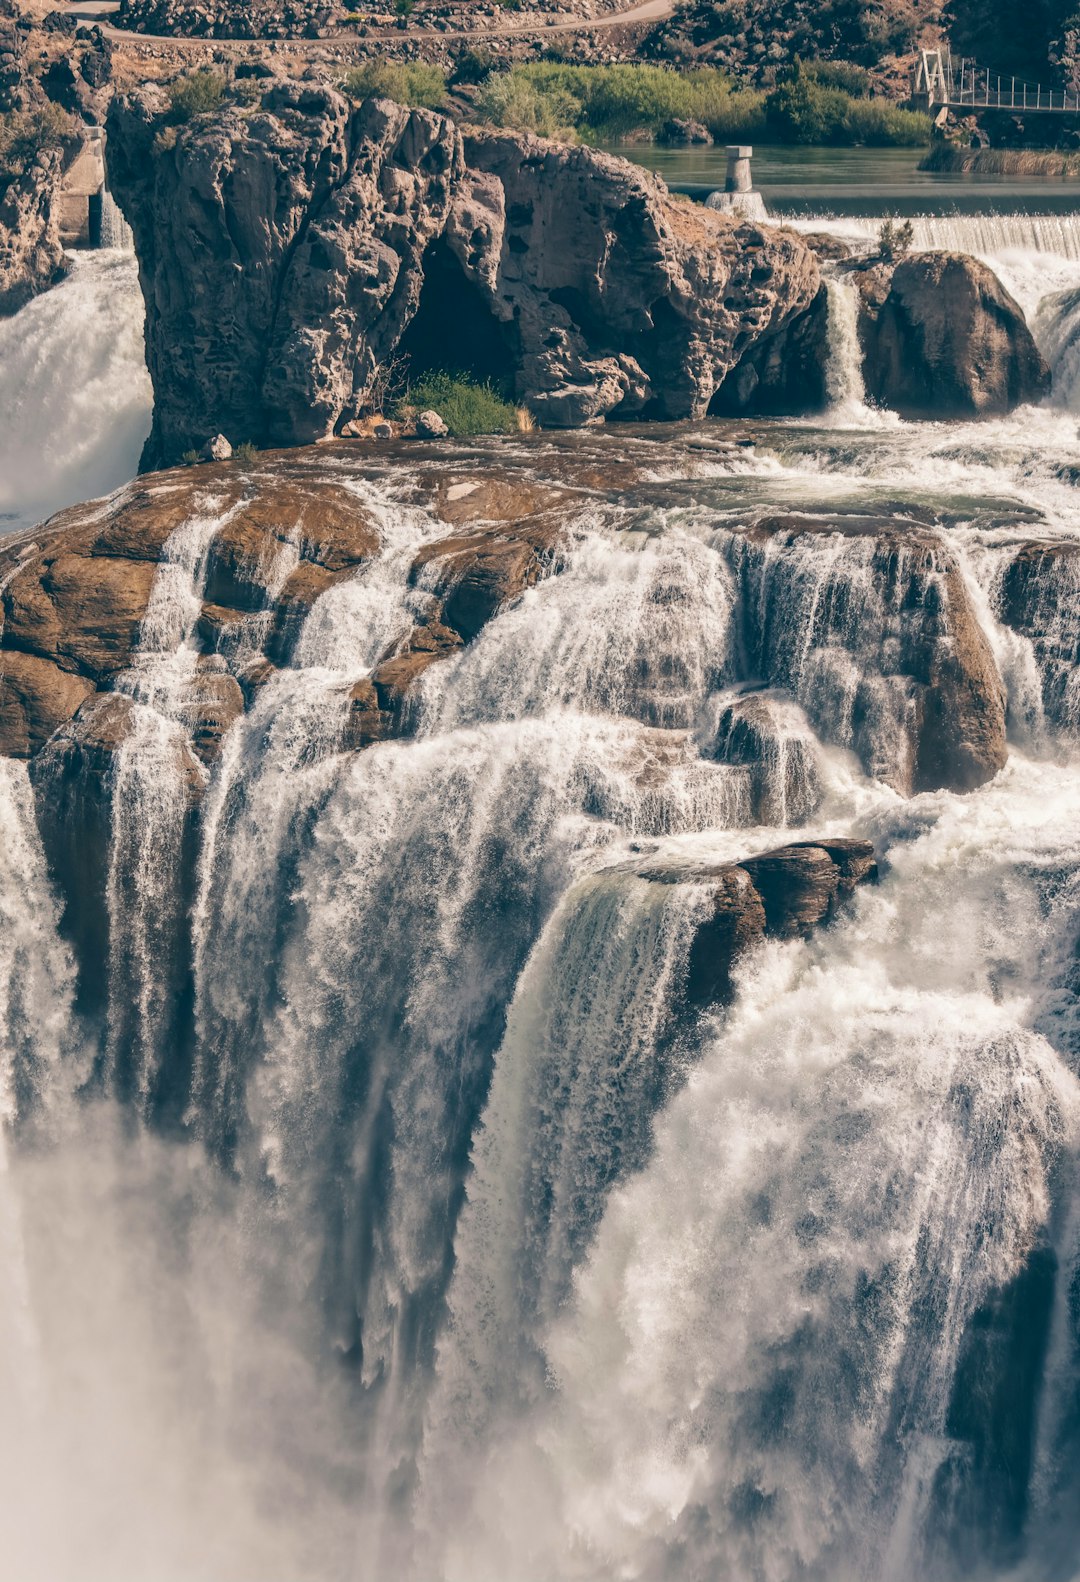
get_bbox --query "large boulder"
[106,85,822,462]
[860,252,1050,419]
[457,130,821,426]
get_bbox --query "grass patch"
[342,62,447,109]
[396,371,521,436]
[919,143,1080,175]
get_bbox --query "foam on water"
[0,252,151,534]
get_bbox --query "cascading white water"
[99,190,134,253]
[0,250,151,533]
[799,211,1080,411]
[8,201,1080,1582]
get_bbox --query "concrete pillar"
[725,146,753,195]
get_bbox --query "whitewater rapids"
[4,212,1080,1580]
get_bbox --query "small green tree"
[878,217,915,260]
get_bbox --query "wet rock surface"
[0,433,1035,812]
[723,510,1009,795]
[646,837,879,1005]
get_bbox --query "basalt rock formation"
[106,83,821,465]
[858,252,1050,420]
[721,508,1009,795]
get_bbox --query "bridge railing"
[914,50,1080,113]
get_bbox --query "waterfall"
[0,252,151,533]
[8,182,1080,1582]
[99,189,134,253]
[823,273,870,418]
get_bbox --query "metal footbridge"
[913,49,1080,115]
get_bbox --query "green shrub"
[395,0,413,15]
[799,60,870,96]
[342,61,446,109]
[397,372,520,436]
[233,440,259,462]
[452,47,498,86]
[476,71,582,139]
[0,103,75,183]
[765,65,929,146]
[878,217,914,259]
[841,96,930,146]
[167,69,226,121]
[470,60,922,148]
[473,63,765,143]
[181,449,201,466]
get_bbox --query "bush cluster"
[396,371,521,437]
[166,68,227,121]
[470,61,928,147]
[341,61,447,109]
[0,103,75,184]
[476,63,766,143]
[764,62,930,146]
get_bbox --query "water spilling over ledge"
[0,401,1078,1577]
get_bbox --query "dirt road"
[66,0,675,47]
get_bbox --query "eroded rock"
[106,87,822,461]
[648,836,878,1005]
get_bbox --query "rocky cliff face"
[106,82,822,465]
[0,4,112,315]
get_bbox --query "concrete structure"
[704,147,766,219]
[58,126,105,248]
[725,146,753,194]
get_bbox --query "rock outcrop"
[0,446,577,770]
[646,837,878,1005]
[0,5,112,314]
[106,83,822,464]
[107,88,466,469]
[859,253,1050,420]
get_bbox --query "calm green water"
[598,143,1080,215]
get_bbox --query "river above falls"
[599,141,1080,215]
